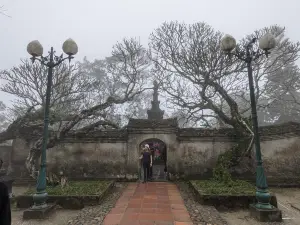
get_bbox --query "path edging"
[15,181,115,209]
[188,180,278,209]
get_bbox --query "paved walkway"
[103,182,193,225]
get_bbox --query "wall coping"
[12,121,300,143]
[177,121,300,138]
[127,118,178,129]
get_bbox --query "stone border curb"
[188,180,278,209]
[15,181,115,209]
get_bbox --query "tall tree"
[24,38,151,176]
[0,60,92,119]
[0,101,9,132]
[260,64,300,124]
[0,5,10,18]
[149,22,300,134]
[254,31,300,124]
[0,38,151,176]
[149,21,300,157]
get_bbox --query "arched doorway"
[139,138,167,181]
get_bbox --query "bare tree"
[149,22,300,135]
[150,22,246,133]
[236,28,300,122]
[149,22,300,158]
[77,38,153,127]
[24,37,151,176]
[258,56,300,124]
[0,101,9,132]
[0,59,96,147]
[0,60,92,119]
[0,5,11,18]
[0,38,151,177]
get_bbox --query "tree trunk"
[25,97,123,177]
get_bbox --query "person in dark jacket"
[149,146,155,180]
[139,148,145,182]
[0,158,11,225]
[139,144,152,183]
[0,181,11,225]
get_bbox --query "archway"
[139,138,167,181]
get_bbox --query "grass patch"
[10,198,17,209]
[24,181,112,196]
[191,180,256,195]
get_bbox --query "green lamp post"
[26,38,78,209]
[220,34,276,210]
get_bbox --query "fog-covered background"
[1,0,300,131]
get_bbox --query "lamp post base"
[249,203,282,222]
[23,203,56,220]
[32,192,48,208]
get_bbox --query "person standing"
[0,158,3,171]
[139,148,145,182]
[139,144,152,183]
[0,159,11,225]
[0,181,11,225]
[149,146,155,180]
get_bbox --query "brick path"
[102,182,193,225]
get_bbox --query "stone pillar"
[126,135,139,179]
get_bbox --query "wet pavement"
[102,182,193,225]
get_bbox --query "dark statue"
[147,81,164,120]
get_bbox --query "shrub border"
[188,180,278,210]
[15,181,115,209]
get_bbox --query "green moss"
[191,180,255,195]
[10,198,17,209]
[25,181,112,196]
[213,135,252,183]
[212,116,254,183]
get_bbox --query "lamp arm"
[31,54,74,67]
[30,57,50,67]
[247,38,257,48]
[228,52,247,62]
[53,55,74,67]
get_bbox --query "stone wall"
[47,141,128,179]
[173,127,235,177]
[173,137,233,177]
[9,121,300,180]
[172,122,300,180]
[262,136,300,179]
[11,129,129,179]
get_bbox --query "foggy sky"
[1,0,299,105]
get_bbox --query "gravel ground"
[11,185,79,225]
[11,183,300,225]
[220,188,300,225]
[66,182,128,225]
[11,183,127,225]
[12,207,79,225]
[176,181,228,225]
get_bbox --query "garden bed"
[16,180,114,209]
[189,180,278,210]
